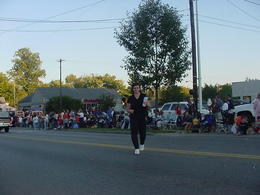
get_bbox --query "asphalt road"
[0,129,260,195]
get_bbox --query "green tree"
[181,86,192,98]
[45,96,82,113]
[46,80,71,88]
[65,74,130,96]
[115,0,190,107]
[65,74,79,87]
[202,83,232,101]
[80,74,103,88]
[218,84,232,99]
[0,73,27,107]
[0,73,14,105]
[202,84,218,101]
[47,80,61,87]
[159,85,191,105]
[99,74,130,96]
[99,95,116,112]
[8,48,46,95]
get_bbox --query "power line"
[183,14,260,32]
[179,8,190,12]
[1,18,259,34]
[4,14,259,30]
[0,0,106,36]
[0,9,188,24]
[0,17,124,23]
[0,26,118,32]
[226,0,260,22]
[0,7,187,24]
[199,14,260,29]
[243,0,260,6]
[1,15,259,34]
[48,0,106,19]
[199,19,260,33]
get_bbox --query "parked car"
[161,102,209,117]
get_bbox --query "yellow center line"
[2,135,260,160]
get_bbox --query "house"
[232,80,260,103]
[18,87,123,112]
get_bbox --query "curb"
[11,127,155,135]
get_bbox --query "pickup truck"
[234,103,255,123]
[0,112,12,132]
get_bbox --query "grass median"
[13,127,184,134]
[71,127,181,134]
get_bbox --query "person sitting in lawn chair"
[182,111,193,132]
[237,115,249,135]
[192,111,201,129]
[201,114,216,133]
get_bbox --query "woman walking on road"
[127,83,148,155]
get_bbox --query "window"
[180,104,188,110]
[170,104,177,110]
[162,104,171,111]
[243,96,251,103]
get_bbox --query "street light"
[189,0,198,112]
[195,0,203,113]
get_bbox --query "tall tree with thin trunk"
[8,48,46,95]
[115,0,190,107]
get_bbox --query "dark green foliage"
[159,85,191,105]
[0,73,14,106]
[8,48,46,95]
[218,84,232,100]
[202,83,232,100]
[45,96,82,113]
[64,74,130,96]
[115,0,191,107]
[0,72,27,107]
[99,95,116,112]
[202,84,218,101]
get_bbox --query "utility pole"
[13,80,16,107]
[189,0,198,112]
[195,0,202,114]
[58,59,65,112]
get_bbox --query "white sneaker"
[134,149,140,155]
[139,145,144,151]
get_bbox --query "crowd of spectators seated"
[146,96,258,135]
[10,108,131,130]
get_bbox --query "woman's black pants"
[130,117,146,149]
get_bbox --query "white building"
[232,80,260,103]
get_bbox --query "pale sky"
[1,0,259,88]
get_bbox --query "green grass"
[14,126,186,134]
[76,128,126,132]
[71,127,181,134]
